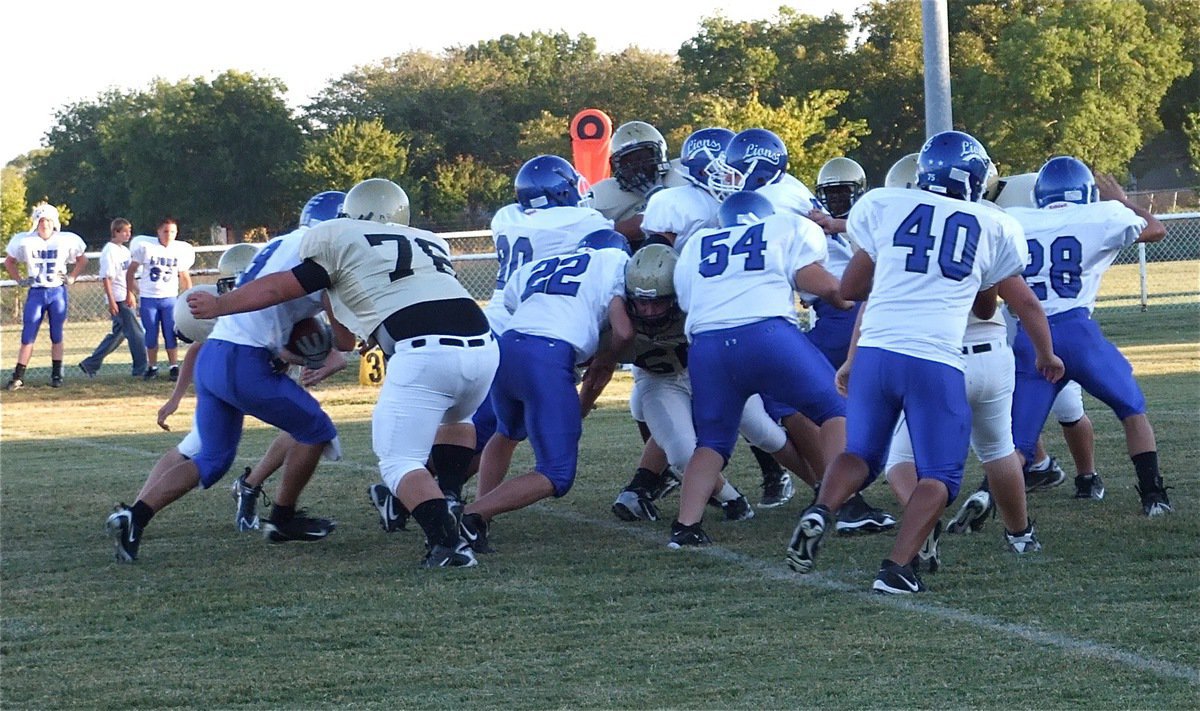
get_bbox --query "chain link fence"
[3,216,1197,381]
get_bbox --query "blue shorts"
[191,339,336,488]
[471,383,499,453]
[140,296,178,350]
[689,317,845,462]
[492,331,582,497]
[1011,308,1146,461]
[846,347,971,501]
[805,300,863,369]
[21,286,68,344]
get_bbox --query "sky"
[0,0,858,166]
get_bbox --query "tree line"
[5,0,1196,246]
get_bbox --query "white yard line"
[9,429,1196,686]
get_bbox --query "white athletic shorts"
[374,336,499,492]
[886,339,1015,471]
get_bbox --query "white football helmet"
[342,178,411,225]
[174,285,219,344]
[815,157,867,218]
[216,243,260,294]
[884,153,920,190]
[30,203,60,231]
[609,121,670,197]
[991,172,1039,209]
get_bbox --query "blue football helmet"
[916,130,992,202]
[577,228,632,255]
[717,190,776,228]
[515,155,589,210]
[678,127,735,195]
[300,190,346,227]
[710,128,788,199]
[1034,156,1098,207]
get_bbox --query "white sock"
[1031,456,1051,471]
[715,481,739,503]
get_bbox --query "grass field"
[2,305,1198,708]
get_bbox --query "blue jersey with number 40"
[1006,201,1143,317]
[674,212,828,338]
[847,187,1028,369]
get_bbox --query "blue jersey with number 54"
[674,212,828,338]
[848,187,1027,369]
[1006,201,1143,317]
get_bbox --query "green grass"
[2,309,1198,709]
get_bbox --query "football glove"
[293,322,333,369]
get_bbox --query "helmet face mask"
[816,157,866,218]
[610,121,670,197]
[1034,156,1098,208]
[343,178,411,225]
[216,243,260,294]
[624,244,680,334]
[678,127,735,199]
[515,155,589,210]
[916,130,991,202]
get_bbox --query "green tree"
[690,91,868,185]
[424,155,511,228]
[301,119,409,194]
[2,164,30,240]
[25,91,138,243]
[103,71,304,237]
[955,0,1188,174]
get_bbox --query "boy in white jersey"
[1007,156,1171,516]
[588,120,687,246]
[106,219,355,563]
[638,127,795,506]
[191,178,497,568]
[79,218,148,378]
[127,217,195,382]
[468,155,613,502]
[4,204,88,389]
[611,244,810,524]
[671,191,851,549]
[787,131,1063,594]
[459,230,633,554]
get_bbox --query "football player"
[589,120,687,246]
[78,218,148,379]
[638,127,797,506]
[126,217,195,382]
[874,151,1059,566]
[149,192,350,535]
[466,156,613,499]
[1006,156,1171,516]
[3,204,88,389]
[191,177,497,567]
[670,191,852,548]
[458,229,634,554]
[787,131,1062,594]
[711,128,822,216]
[107,191,358,563]
[612,244,812,524]
[797,156,898,535]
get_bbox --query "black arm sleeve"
[291,258,332,293]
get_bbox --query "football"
[286,317,331,365]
